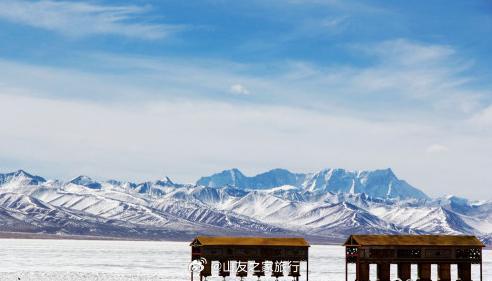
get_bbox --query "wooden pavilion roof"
[344,235,484,247]
[191,236,309,247]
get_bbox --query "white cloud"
[320,16,348,29]
[288,16,350,38]
[0,0,183,39]
[470,105,492,127]
[229,84,250,95]
[426,144,449,154]
[465,105,492,138]
[284,0,387,13]
[1,91,491,200]
[312,39,487,116]
[349,40,464,97]
[366,39,456,66]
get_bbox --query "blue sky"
[0,0,491,199]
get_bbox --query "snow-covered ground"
[0,239,490,281]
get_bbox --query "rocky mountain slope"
[0,169,490,244]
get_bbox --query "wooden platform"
[344,234,484,281]
[190,236,310,280]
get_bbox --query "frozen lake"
[0,239,490,281]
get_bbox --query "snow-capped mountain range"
[0,168,491,244]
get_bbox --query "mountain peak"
[368,168,396,178]
[266,168,292,174]
[0,170,46,186]
[70,175,101,189]
[155,176,174,186]
[14,169,29,176]
[198,167,428,200]
[229,168,245,176]
[197,168,301,190]
[196,168,246,188]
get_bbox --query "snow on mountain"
[198,168,429,200]
[300,202,404,236]
[225,191,293,221]
[197,168,305,190]
[0,170,46,187]
[0,169,490,244]
[196,168,247,188]
[131,180,178,197]
[370,204,475,234]
[69,175,102,189]
[443,198,492,234]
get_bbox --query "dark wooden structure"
[344,235,485,281]
[190,236,309,280]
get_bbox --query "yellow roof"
[191,236,309,247]
[344,235,484,247]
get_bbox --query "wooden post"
[438,263,451,281]
[272,260,283,280]
[289,261,301,278]
[457,263,472,281]
[219,260,229,278]
[253,260,265,279]
[306,259,309,281]
[345,261,348,281]
[377,263,391,281]
[417,263,431,281]
[200,260,211,279]
[480,260,483,281]
[356,263,369,281]
[356,262,359,281]
[236,259,247,279]
[398,263,411,281]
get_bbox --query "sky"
[0,0,491,200]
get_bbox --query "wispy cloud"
[288,16,350,38]
[229,84,250,95]
[426,144,449,154]
[363,39,456,66]
[320,16,348,29]
[284,0,389,14]
[0,0,184,39]
[319,39,487,114]
[0,39,488,120]
[469,105,492,133]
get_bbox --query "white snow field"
[0,239,490,281]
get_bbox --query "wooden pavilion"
[344,234,485,281]
[190,236,310,280]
